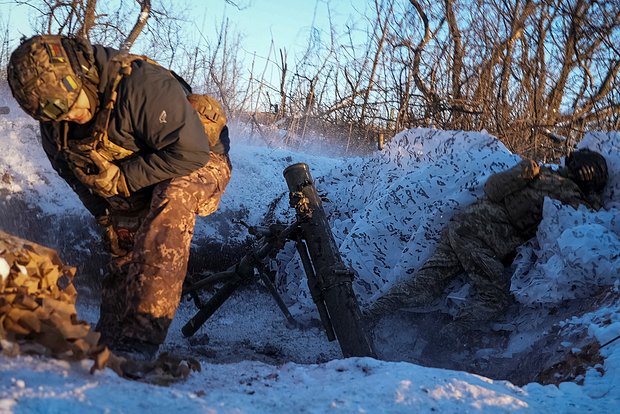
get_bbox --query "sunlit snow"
[1,104,619,413]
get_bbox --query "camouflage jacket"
[40,45,228,217]
[484,159,593,238]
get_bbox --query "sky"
[0,98,619,411]
[1,0,368,58]
[198,0,367,56]
[187,0,369,88]
[0,0,369,100]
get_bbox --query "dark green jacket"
[484,160,593,238]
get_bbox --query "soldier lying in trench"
[363,149,609,347]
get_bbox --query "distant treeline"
[2,0,619,159]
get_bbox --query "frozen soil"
[372,293,612,386]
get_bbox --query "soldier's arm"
[40,122,108,218]
[484,159,540,202]
[116,62,211,192]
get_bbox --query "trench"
[0,194,608,386]
[370,296,609,386]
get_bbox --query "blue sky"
[2,0,368,60]
[0,0,371,114]
[193,0,368,59]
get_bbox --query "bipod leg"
[257,267,301,328]
[181,278,242,337]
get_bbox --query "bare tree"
[120,0,151,52]
[277,48,288,119]
[367,0,620,157]
[10,0,189,57]
[192,16,249,115]
[359,0,392,124]
[15,0,617,158]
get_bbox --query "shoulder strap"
[92,53,153,146]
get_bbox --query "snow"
[1,106,620,412]
[511,200,620,305]
[0,355,544,413]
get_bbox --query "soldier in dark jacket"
[7,35,231,358]
[364,150,608,342]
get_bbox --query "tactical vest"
[57,53,227,176]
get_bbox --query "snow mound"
[511,199,620,305]
[2,114,618,317]
[276,129,619,317]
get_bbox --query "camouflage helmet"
[7,35,97,122]
[565,149,608,194]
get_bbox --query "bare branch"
[120,0,151,52]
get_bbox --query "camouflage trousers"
[96,153,231,347]
[366,199,526,324]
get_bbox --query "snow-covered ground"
[1,102,619,413]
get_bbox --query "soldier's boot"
[117,352,201,383]
[111,337,159,362]
[454,260,513,331]
[431,288,512,353]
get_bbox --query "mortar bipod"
[181,221,301,337]
[182,163,376,358]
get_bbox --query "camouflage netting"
[0,229,200,383]
[0,229,117,373]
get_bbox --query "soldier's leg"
[96,201,150,345]
[96,263,129,345]
[427,204,526,349]
[99,154,231,349]
[364,234,462,321]
[445,218,522,324]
